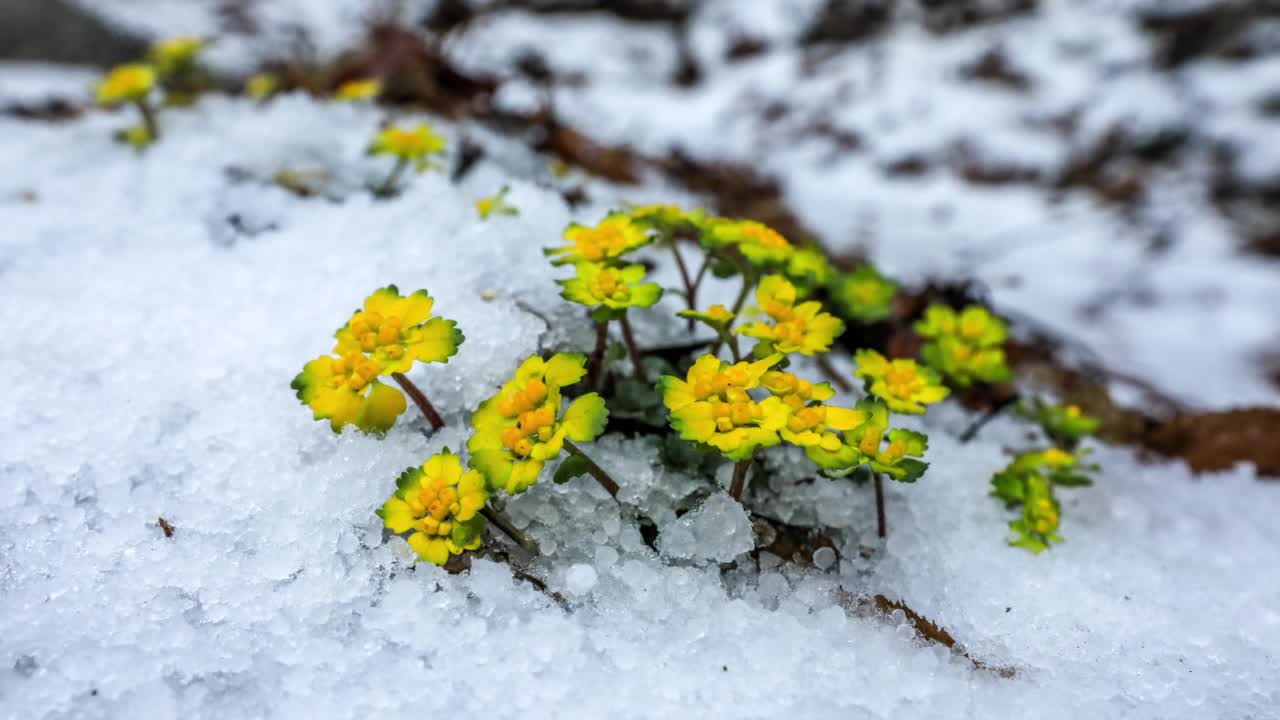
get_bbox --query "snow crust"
[3,2,1280,718]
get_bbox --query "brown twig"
[618,314,648,383]
[390,372,445,430]
[729,458,753,501]
[563,440,620,497]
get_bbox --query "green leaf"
[890,459,929,483]
[591,306,623,323]
[554,454,591,484]
[989,470,1026,506]
[395,466,424,494]
[1049,471,1094,487]
[605,341,627,365]
[711,259,740,278]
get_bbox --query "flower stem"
[728,458,753,501]
[958,394,1018,444]
[711,270,755,358]
[618,314,648,383]
[563,440,619,498]
[874,473,887,539]
[481,506,539,555]
[814,353,853,393]
[668,239,696,332]
[133,98,159,140]
[588,319,609,392]
[729,269,755,317]
[376,157,409,196]
[390,372,445,430]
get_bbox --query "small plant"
[379,449,488,565]
[96,63,159,145]
[147,36,210,103]
[831,264,897,323]
[915,304,1012,387]
[559,262,663,381]
[467,353,614,496]
[475,186,518,219]
[1021,399,1101,451]
[853,350,950,414]
[293,285,463,433]
[367,123,447,196]
[336,78,383,102]
[738,274,844,358]
[245,72,280,101]
[991,448,1097,552]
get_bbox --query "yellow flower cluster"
[660,354,788,460]
[738,275,844,356]
[96,64,156,107]
[853,350,949,414]
[336,78,383,102]
[368,123,447,169]
[379,450,487,565]
[915,305,1011,387]
[468,354,608,494]
[293,286,462,435]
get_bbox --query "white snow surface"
[3,3,1280,719]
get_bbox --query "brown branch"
[814,353,854,393]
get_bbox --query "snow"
[3,2,1280,718]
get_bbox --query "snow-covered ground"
[2,1,1279,718]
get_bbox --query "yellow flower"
[367,123,446,169]
[702,219,795,267]
[760,370,835,403]
[915,304,1011,386]
[475,186,517,219]
[777,393,867,469]
[853,349,949,414]
[96,64,156,106]
[467,354,608,494]
[738,275,844,356]
[245,72,279,100]
[559,262,663,314]
[785,248,833,290]
[379,450,487,565]
[336,78,382,102]
[148,36,208,76]
[678,304,735,333]
[291,352,407,434]
[628,204,707,232]
[1008,475,1062,553]
[333,286,463,375]
[545,214,651,266]
[843,400,930,480]
[831,264,897,323]
[659,354,787,460]
[915,304,1006,346]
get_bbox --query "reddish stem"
[391,372,445,430]
[619,315,648,383]
[729,459,752,501]
[874,473,887,539]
